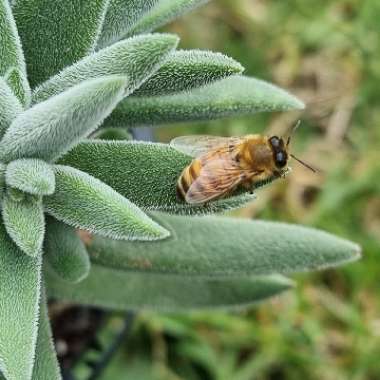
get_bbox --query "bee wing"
[185,157,255,204]
[170,135,241,157]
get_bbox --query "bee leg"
[240,179,253,194]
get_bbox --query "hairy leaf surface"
[32,289,61,380]
[33,33,179,104]
[2,194,45,257]
[44,165,170,241]
[13,0,110,87]
[0,223,41,380]
[45,218,90,284]
[6,159,55,195]
[133,50,244,96]
[97,0,158,48]
[0,163,5,200]
[88,213,362,277]
[0,76,128,163]
[127,0,209,36]
[59,140,261,215]
[0,78,22,138]
[103,75,305,127]
[47,266,293,311]
[0,0,30,105]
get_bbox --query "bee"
[171,124,315,205]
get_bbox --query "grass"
[73,0,380,378]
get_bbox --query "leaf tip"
[145,222,171,241]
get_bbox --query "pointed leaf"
[97,0,158,48]
[47,265,293,311]
[0,76,129,163]
[4,67,29,107]
[0,0,30,105]
[132,50,244,97]
[103,75,305,127]
[127,0,209,36]
[0,77,22,138]
[59,140,262,215]
[88,213,361,277]
[32,288,61,380]
[6,159,55,196]
[13,0,110,87]
[0,223,42,380]
[32,33,179,104]
[44,165,170,241]
[45,218,90,284]
[2,193,45,257]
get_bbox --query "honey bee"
[172,126,315,204]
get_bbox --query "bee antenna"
[286,120,301,147]
[290,154,318,173]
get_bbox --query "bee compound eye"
[276,151,287,167]
[269,136,281,148]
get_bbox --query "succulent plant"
[0,0,361,379]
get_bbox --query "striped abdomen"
[176,159,202,200]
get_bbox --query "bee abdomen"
[176,161,200,200]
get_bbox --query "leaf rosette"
[0,1,361,379]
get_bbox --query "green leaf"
[88,213,361,277]
[44,165,170,241]
[32,288,61,380]
[93,127,132,141]
[127,0,209,36]
[0,0,30,105]
[0,163,5,201]
[97,0,158,48]
[46,265,293,311]
[2,193,45,257]
[5,159,55,196]
[103,75,305,127]
[32,33,179,104]
[0,223,41,380]
[13,0,110,87]
[59,140,260,215]
[45,218,90,284]
[0,76,128,163]
[0,77,22,139]
[132,50,244,97]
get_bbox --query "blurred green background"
[77,1,380,379]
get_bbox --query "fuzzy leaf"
[88,213,361,277]
[2,193,45,257]
[0,223,41,380]
[0,76,128,163]
[6,159,55,196]
[44,165,170,241]
[97,0,158,48]
[59,140,261,215]
[0,163,5,200]
[103,75,305,127]
[47,265,293,311]
[127,0,209,36]
[13,0,110,87]
[32,33,179,104]
[132,50,244,97]
[45,218,90,284]
[0,0,30,105]
[32,289,61,380]
[93,127,132,141]
[0,77,22,138]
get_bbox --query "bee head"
[268,136,288,169]
[270,121,317,173]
